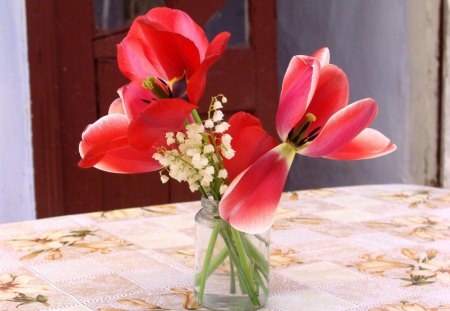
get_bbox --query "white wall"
[277,0,440,190]
[0,0,35,223]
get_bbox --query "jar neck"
[201,197,219,214]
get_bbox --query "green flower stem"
[229,257,236,294]
[254,269,269,297]
[253,264,259,293]
[197,222,221,303]
[198,186,208,198]
[220,226,260,306]
[221,232,252,298]
[191,109,203,124]
[241,234,269,279]
[236,266,248,295]
[230,227,258,295]
[195,247,228,285]
[197,221,263,307]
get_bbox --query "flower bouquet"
[78,7,396,310]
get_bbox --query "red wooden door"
[27,0,277,217]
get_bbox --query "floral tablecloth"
[1,184,450,311]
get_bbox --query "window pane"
[204,0,248,47]
[93,0,164,31]
[93,0,248,47]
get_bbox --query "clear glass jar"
[194,198,270,311]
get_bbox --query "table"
[0,184,449,311]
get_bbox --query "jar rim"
[200,196,219,212]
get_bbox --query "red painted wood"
[93,29,127,59]
[53,0,104,215]
[27,0,104,217]
[201,49,256,114]
[27,0,65,218]
[249,0,278,137]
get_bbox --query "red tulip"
[220,48,396,234]
[222,112,278,182]
[117,7,230,105]
[79,81,195,173]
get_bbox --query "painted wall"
[442,0,450,188]
[277,0,440,190]
[0,0,35,223]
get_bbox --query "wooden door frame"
[27,0,101,218]
[27,0,277,217]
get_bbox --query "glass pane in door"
[204,0,248,47]
[93,0,164,31]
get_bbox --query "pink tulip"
[220,48,396,234]
[117,7,230,105]
[79,81,195,173]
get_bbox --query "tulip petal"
[219,143,296,234]
[311,47,330,67]
[79,140,161,173]
[78,113,161,173]
[79,138,127,169]
[84,144,161,174]
[187,32,230,105]
[118,19,200,81]
[325,128,397,160]
[223,112,278,181]
[300,64,349,131]
[144,7,209,59]
[117,23,160,81]
[145,29,200,80]
[108,98,126,115]
[78,114,129,168]
[119,81,155,121]
[225,110,262,128]
[301,98,378,157]
[203,32,231,65]
[128,99,196,151]
[81,114,129,145]
[277,56,320,141]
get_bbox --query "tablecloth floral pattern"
[1,184,450,311]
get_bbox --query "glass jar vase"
[194,197,270,311]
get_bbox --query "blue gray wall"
[277,0,440,190]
